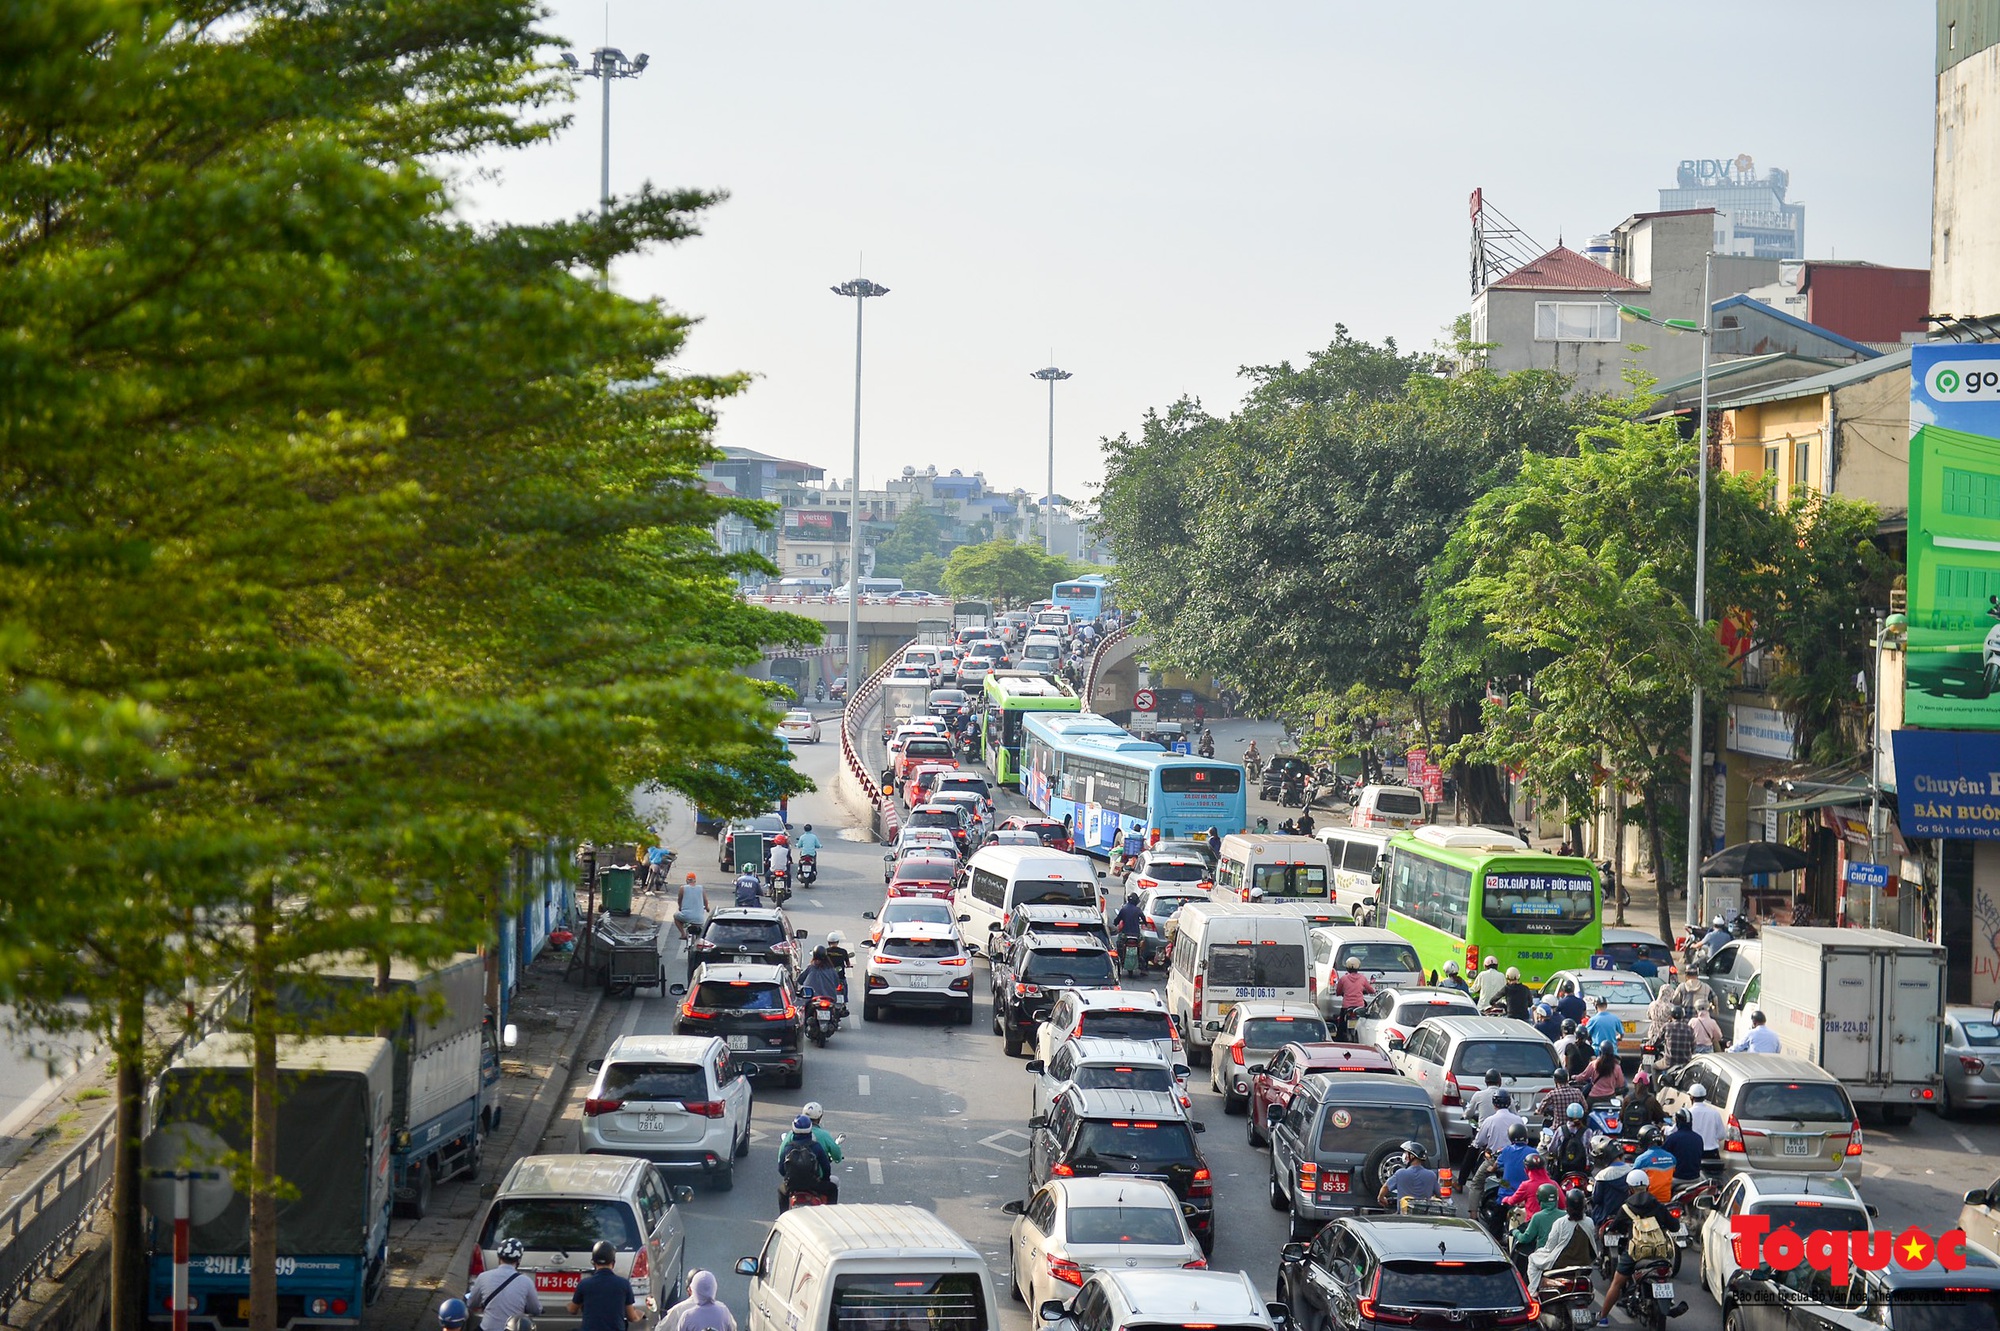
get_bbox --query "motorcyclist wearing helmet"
[1552,979,1587,1026]
[1531,1001,1565,1044]
[1540,1068,1586,1126]
[823,930,851,976]
[789,1101,844,1166]
[1662,1109,1705,1181]
[1597,1171,1681,1325]
[795,825,822,858]
[1547,1100,1592,1177]
[1699,916,1733,958]
[1469,1088,1523,1190]
[1499,966,1534,1022]
[1377,1139,1441,1208]
[1623,1068,1664,1131]
[567,1240,641,1330]
[1527,1188,1593,1293]
[1331,957,1376,1041]
[1473,956,1508,1007]
[766,835,791,888]
[1509,1182,1563,1260]
[799,947,844,1025]
[1435,958,1471,996]
[778,1113,835,1208]
[1587,1137,1632,1226]
[439,1299,470,1331]
[1113,891,1146,943]
[469,1236,543,1328]
[732,867,763,907]
[1631,1125,1677,1203]
[1497,1121,1537,1190]
[1503,1151,1555,1218]
[1464,1068,1508,1124]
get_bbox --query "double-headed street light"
[560,47,650,216]
[1030,366,1073,553]
[833,278,890,682]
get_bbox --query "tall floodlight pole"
[562,48,649,262]
[1031,367,1073,553]
[833,278,890,682]
[1684,253,1714,935]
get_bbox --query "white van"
[1211,834,1337,909]
[1350,784,1425,831]
[1018,634,1065,670]
[832,577,905,598]
[1308,926,1425,1012]
[1035,609,1072,631]
[1319,827,1393,907]
[957,845,1104,950]
[1164,902,1314,1066]
[734,1204,998,1331]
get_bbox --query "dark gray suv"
[1266,1072,1448,1240]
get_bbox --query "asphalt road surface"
[548,733,2000,1331]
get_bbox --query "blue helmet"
[440,1299,469,1328]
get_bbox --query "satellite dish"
[142,1123,235,1226]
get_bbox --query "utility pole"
[1031,366,1072,553]
[832,277,890,681]
[562,47,649,274]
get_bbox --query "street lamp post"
[1030,366,1073,553]
[562,47,649,219]
[833,278,890,683]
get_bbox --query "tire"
[992,1002,1005,1035]
[713,1160,735,1192]
[956,1003,974,1026]
[1010,1257,1026,1304]
[735,1128,750,1158]
[1269,1165,1290,1211]
[863,1000,881,1023]
[785,1069,803,1090]
[1004,1016,1024,1058]
[1359,1141,1403,1198]
[1223,1080,1245,1115]
[398,1161,433,1220]
[1940,1080,1958,1120]
[1288,1211,1314,1241]
[1247,1110,1264,1148]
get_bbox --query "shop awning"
[1766,785,1870,815]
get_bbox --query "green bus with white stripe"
[1378,825,1602,988]
[980,670,1080,788]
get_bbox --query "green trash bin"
[599,866,635,916]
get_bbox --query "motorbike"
[1617,1255,1687,1330]
[1118,934,1144,979]
[1534,1266,1597,1331]
[783,1186,833,1210]
[804,987,840,1046]
[815,679,827,702]
[1476,1174,1510,1239]
[769,868,792,905]
[1245,754,1264,780]
[798,852,818,887]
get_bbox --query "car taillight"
[1047,1256,1084,1286]
[583,1097,624,1116]
[1181,1258,1207,1270]
[1722,1114,1744,1153]
[1298,1161,1317,1193]
[630,1248,648,1282]
[940,957,969,967]
[1308,969,1317,1000]
[1050,1162,1074,1177]
[1847,1120,1864,1157]
[683,1101,727,1118]
[1962,1055,1988,1075]
[874,954,904,965]
[1442,1074,1462,1107]
[1231,1043,1245,1065]
[1190,1166,1211,1199]
[469,1246,484,1280]
[1016,983,1041,996]
[682,1000,714,1020]
[1192,974,1203,1013]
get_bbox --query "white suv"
[1038,1268,1287,1331]
[1035,988,1182,1071]
[862,922,975,1023]
[580,1034,753,1190]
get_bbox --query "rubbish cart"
[593,916,664,998]
[599,865,635,916]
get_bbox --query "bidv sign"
[1678,153,1756,187]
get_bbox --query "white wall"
[1935,41,2000,316]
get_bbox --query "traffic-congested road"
[559,726,2000,1331]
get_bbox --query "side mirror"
[502,1024,519,1050]
[1205,1020,1222,1033]
[671,1185,695,1203]
[668,983,687,996]
[1866,1203,1880,1217]
[1097,871,1107,880]
[1371,865,1384,883]
[1266,1102,1284,1125]
[966,943,981,957]
[735,1257,760,1277]
[1024,1060,1046,1075]
[861,938,876,948]
[1386,1034,1406,1052]
[1028,1114,1049,1130]
[1193,1121,1207,1133]
[958,914,971,922]
[862,911,877,921]
[1965,1188,1987,1207]
[586,1059,603,1075]
[1249,1064,1267,1078]
[1038,1301,1068,1325]
[1279,1242,1307,1263]
[1000,1199,1027,1216]
[794,929,809,939]
[800,985,816,999]
[884,854,896,863]
[1266,1303,1293,1331]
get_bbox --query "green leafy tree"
[871,504,945,579]
[942,540,1073,606]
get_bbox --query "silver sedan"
[1943,1004,2000,1116]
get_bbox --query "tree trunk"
[1645,787,1674,951]
[110,988,147,1331]
[249,885,278,1331]
[1440,701,1512,826]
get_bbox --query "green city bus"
[1378,825,1602,988]
[981,670,1081,788]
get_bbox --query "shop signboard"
[1906,344,2000,728]
[1890,728,2000,839]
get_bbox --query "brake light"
[1181,1259,1207,1270]
[1192,974,1203,1014]
[940,957,969,967]
[681,1001,714,1020]
[1308,968,1317,1001]
[469,1246,484,1280]
[1050,1162,1074,1177]
[1442,1074,1462,1107]
[683,1101,727,1119]
[1846,1120,1864,1157]
[1047,1255,1083,1286]
[630,1248,648,1282]
[1298,1161,1317,1193]
[1231,1043,1245,1066]
[1723,1114,1745,1154]
[1015,983,1042,996]
[874,955,904,965]
[1190,1166,1211,1199]
[583,1097,624,1116]
[1962,1055,1988,1075]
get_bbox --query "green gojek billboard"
[1908,343,2000,728]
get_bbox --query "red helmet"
[772,833,788,846]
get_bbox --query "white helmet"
[1627,1169,1652,1189]
[1505,966,1521,981]
[803,1101,824,1122]
[827,930,845,946]
[1483,956,1500,969]
[1443,960,1460,976]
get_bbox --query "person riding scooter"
[1113,893,1146,977]
[777,1114,835,1209]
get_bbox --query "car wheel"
[735,1128,750,1159]
[1223,1081,1245,1116]
[1724,1311,1747,1331]
[1287,1212,1314,1241]
[863,1000,881,1022]
[992,1002,1005,1036]
[785,1069,803,1090]
[713,1158,734,1192]
[956,1003,974,1026]
[1269,1165,1289,1211]
[1009,1256,1025,1304]
[1004,1017,1024,1058]
[1940,1080,1958,1120]
[1247,1109,1263,1148]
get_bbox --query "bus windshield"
[1480,869,1596,931]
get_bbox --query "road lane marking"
[979,1129,1031,1158]
[1956,1130,1983,1155]
[867,1158,883,1185]
[858,1075,871,1096]
[617,1000,644,1042]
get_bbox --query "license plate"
[1650,1282,1674,1299]
[727,1035,750,1050]
[1234,987,1277,998]
[1322,1172,1350,1194]
[1782,1135,1812,1156]
[1622,1021,1637,1034]
[534,1272,582,1293]
[637,1113,668,1131]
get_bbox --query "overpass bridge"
[739,591,967,693]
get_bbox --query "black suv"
[687,907,805,980]
[671,963,805,1088]
[1277,1213,1535,1331]
[1028,1085,1214,1252]
[991,930,1116,1057]
[1266,1072,1449,1239]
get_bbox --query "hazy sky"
[457,2,1936,501]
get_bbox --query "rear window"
[1063,1205,1184,1246]
[1376,1261,1524,1313]
[706,920,782,947]
[1074,1120,1197,1164]
[1023,948,1116,987]
[829,1272,989,1331]
[1252,864,1329,898]
[1072,1064,1174,1095]
[1147,895,1202,919]
[1372,791,1425,816]
[480,1199,639,1252]
[1144,860,1208,883]
[1080,1010,1175,1042]
[1749,1203,1869,1239]
[1207,944,1308,989]
[1578,978,1655,1005]
[1336,942,1421,972]
[599,1062,705,1102]
[1015,879,1095,908]
[882,937,960,959]
[1314,1104,1438,1155]
[1736,1081,1855,1123]
[691,980,784,1012]
[883,903,954,928]
[1961,1021,2000,1046]
[1451,1039,1557,1078]
[1393,999,1476,1026]
[938,777,990,798]
[905,740,954,758]
[909,810,961,829]
[1244,1016,1327,1047]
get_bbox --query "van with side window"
[957,845,1105,953]
[1165,902,1315,1067]
[1017,634,1065,675]
[734,1204,999,1331]
[1349,784,1425,831]
[1318,828,1393,908]
[1212,834,1338,912]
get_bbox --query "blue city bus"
[1021,711,1246,855]
[1051,575,1113,621]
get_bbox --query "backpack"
[1623,1203,1674,1261]
[781,1139,824,1190]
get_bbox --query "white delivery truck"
[1753,926,1946,1123]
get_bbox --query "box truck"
[1752,926,1946,1123]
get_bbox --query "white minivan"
[1211,834,1337,910]
[1164,902,1314,1066]
[735,1204,999,1331]
[1350,784,1425,831]
[1319,827,1393,907]
[957,845,1104,952]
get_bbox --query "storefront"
[1888,728,1999,1005]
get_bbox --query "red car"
[1245,1041,1398,1147]
[886,855,959,900]
[997,815,1071,853]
